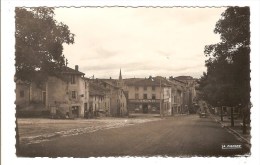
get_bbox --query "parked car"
[199,111,207,118]
[134,108,140,113]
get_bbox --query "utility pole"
[15,114,20,155]
[217,101,223,121]
[231,107,234,127]
[242,104,247,134]
[220,106,223,122]
[160,79,162,118]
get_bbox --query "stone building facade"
[15,65,89,118]
[16,66,197,118]
[97,69,128,117]
[174,76,197,113]
[102,81,128,117]
[88,81,109,117]
[168,77,187,114]
[124,76,172,115]
[15,79,46,111]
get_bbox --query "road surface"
[18,115,250,157]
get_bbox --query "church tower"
[118,68,124,88]
[119,68,122,81]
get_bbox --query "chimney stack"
[75,65,79,71]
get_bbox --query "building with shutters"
[168,77,187,114]
[15,65,89,118]
[124,76,172,116]
[172,76,197,114]
[88,81,110,117]
[93,69,128,117]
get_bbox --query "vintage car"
[199,111,207,118]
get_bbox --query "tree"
[15,8,75,155]
[199,7,250,131]
[15,7,75,84]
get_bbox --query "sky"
[54,7,226,79]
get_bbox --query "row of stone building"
[15,65,127,118]
[15,65,197,118]
[121,75,198,116]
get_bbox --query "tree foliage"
[199,7,250,107]
[15,7,75,83]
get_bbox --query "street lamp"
[218,101,223,121]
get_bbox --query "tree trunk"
[16,114,20,155]
[242,107,247,134]
[220,106,223,121]
[231,107,234,127]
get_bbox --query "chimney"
[75,65,79,71]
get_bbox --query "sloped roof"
[61,66,85,75]
[89,82,109,96]
[125,77,171,87]
[169,77,187,84]
[124,78,143,85]
[174,76,193,80]
[101,80,120,89]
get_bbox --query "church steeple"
[118,68,124,88]
[119,68,122,81]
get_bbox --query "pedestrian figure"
[89,106,93,119]
[66,112,69,119]
[86,110,89,119]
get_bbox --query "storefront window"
[152,94,156,99]
[143,94,147,99]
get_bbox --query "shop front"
[128,99,161,114]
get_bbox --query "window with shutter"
[71,75,76,84]
[72,91,77,99]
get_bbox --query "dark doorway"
[72,106,79,118]
[84,103,88,118]
[42,91,46,105]
[143,104,148,113]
